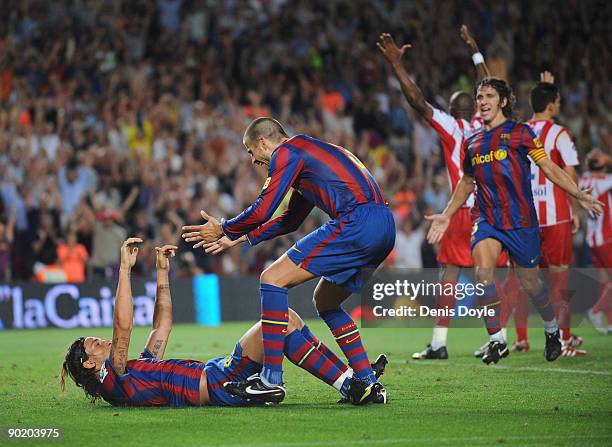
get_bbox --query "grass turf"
[1,320,611,446]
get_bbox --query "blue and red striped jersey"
[99,349,205,407]
[222,134,387,245]
[463,120,548,230]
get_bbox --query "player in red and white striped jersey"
[581,150,612,334]
[504,72,585,356]
[378,26,505,359]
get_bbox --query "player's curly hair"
[477,77,516,118]
[60,337,103,403]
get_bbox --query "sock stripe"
[261,319,289,325]
[298,346,316,366]
[321,308,375,383]
[335,328,359,340]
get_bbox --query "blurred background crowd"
[0,0,609,282]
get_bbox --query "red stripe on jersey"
[131,360,202,379]
[489,131,513,228]
[328,141,382,205]
[299,178,337,217]
[474,162,496,225]
[288,137,369,204]
[551,148,571,223]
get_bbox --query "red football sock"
[514,288,529,342]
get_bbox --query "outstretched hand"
[181,210,224,246]
[377,33,412,66]
[424,214,450,244]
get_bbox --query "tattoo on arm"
[157,284,170,292]
[110,334,130,374]
[150,339,165,357]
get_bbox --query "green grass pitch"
[1,321,611,446]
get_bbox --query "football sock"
[548,270,571,340]
[528,281,557,329]
[479,284,501,335]
[592,281,612,314]
[490,330,505,343]
[500,271,520,328]
[259,283,288,386]
[300,324,348,372]
[284,329,350,396]
[320,307,376,383]
[431,327,448,351]
[514,288,529,341]
[433,280,456,328]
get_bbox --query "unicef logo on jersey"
[471,148,508,165]
[494,149,507,161]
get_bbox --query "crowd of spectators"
[0,0,609,282]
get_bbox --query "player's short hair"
[60,337,102,403]
[243,117,289,146]
[530,82,559,113]
[449,91,474,115]
[477,77,516,118]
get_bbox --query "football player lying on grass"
[61,238,387,407]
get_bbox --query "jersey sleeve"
[521,124,548,164]
[139,348,155,359]
[430,106,458,139]
[555,129,579,167]
[247,189,314,246]
[99,358,131,401]
[462,137,475,177]
[221,146,304,240]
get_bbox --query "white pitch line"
[397,359,612,376]
[216,434,611,447]
[491,365,612,376]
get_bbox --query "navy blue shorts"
[204,343,262,406]
[287,204,396,293]
[470,219,540,268]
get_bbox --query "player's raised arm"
[460,25,490,81]
[377,33,433,121]
[525,127,604,217]
[110,237,142,374]
[425,174,475,244]
[143,245,177,359]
